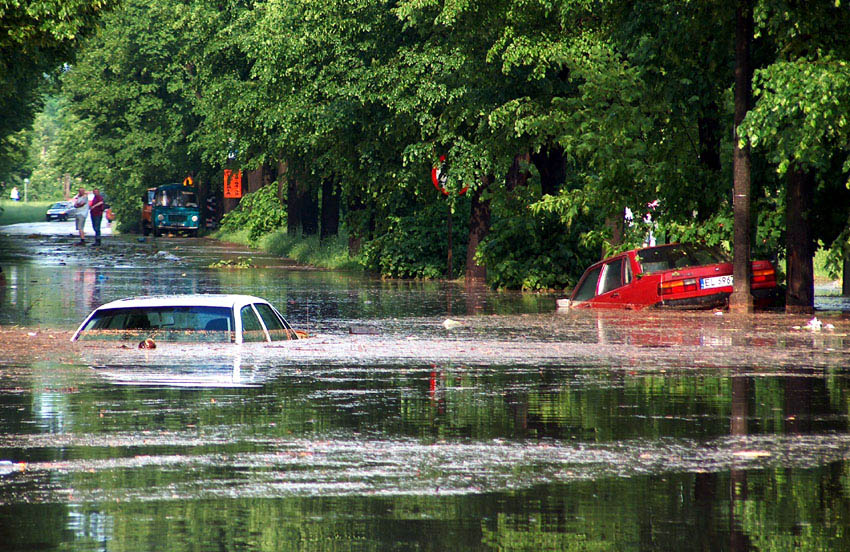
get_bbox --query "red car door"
[592,257,626,307]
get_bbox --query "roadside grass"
[213,227,361,271]
[814,247,831,283]
[0,200,54,225]
[813,246,844,294]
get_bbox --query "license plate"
[701,275,733,289]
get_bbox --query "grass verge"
[212,227,362,271]
[0,200,55,225]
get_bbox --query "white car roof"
[92,294,268,310]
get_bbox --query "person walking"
[71,187,90,245]
[10,186,19,201]
[89,188,105,246]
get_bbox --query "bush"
[220,184,286,243]
[360,200,469,279]
[479,203,596,290]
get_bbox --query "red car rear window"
[636,244,728,274]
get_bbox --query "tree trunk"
[320,176,340,241]
[530,145,566,197]
[301,180,319,236]
[244,165,271,195]
[347,193,366,256]
[276,161,288,205]
[245,168,261,195]
[287,175,301,235]
[506,153,530,192]
[786,167,815,314]
[698,106,722,173]
[466,175,492,283]
[604,210,625,257]
[729,0,754,313]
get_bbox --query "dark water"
[2,233,850,551]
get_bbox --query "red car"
[565,243,779,310]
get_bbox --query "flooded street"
[2,230,850,550]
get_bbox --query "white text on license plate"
[701,275,733,289]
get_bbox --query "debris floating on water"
[154,251,180,261]
[139,338,156,349]
[349,325,380,335]
[804,317,822,332]
[732,450,771,459]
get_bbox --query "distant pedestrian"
[10,186,19,201]
[89,188,105,246]
[71,187,90,245]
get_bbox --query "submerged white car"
[72,294,302,343]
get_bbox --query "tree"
[0,0,115,185]
[730,0,755,313]
[57,0,213,225]
[26,95,69,199]
[740,2,850,312]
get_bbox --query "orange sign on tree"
[223,169,242,199]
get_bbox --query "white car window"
[240,305,268,342]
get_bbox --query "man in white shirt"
[71,187,90,245]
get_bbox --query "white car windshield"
[77,306,235,342]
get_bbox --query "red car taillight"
[751,267,776,284]
[659,278,698,295]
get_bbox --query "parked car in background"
[563,243,779,310]
[45,201,74,221]
[72,294,303,343]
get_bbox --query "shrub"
[479,207,596,290]
[360,200,469,279]
[220,184,286,243]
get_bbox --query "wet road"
[0,219,115,237]
[2,229,850,551]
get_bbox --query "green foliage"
[741,57,850,176]
[264,232,358,271]
[25,96,69,200]
[658,211,734,253]
[6,0,850,288]
[481,186,597,290]
[0,128,33,194]
[55,0,214,230]
[219,184,286,244]
[360,200,470,279]
[208,256,255,269]
[0,0,115,185]
[824,227,850,280]
[214,225,358,271]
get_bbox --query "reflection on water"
[2,234,850,550]
[0,235,559,329]
[2,352,850,550]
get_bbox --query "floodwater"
[2,228,850,551]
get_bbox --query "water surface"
[2,231,850,551]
